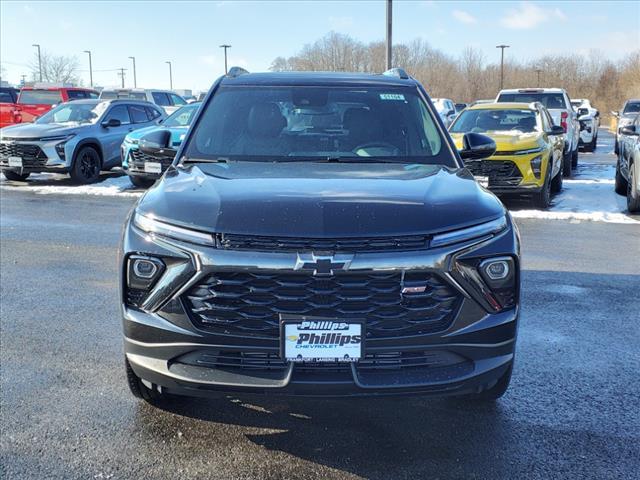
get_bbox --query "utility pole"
[128,56,137,88]
[20,75,27,86]
[117,68,127,88]
[219,44,231,74]
[496,44,510,90]
[535,68,542,87]
[83,50,93,87]
[386,0,393,69]
[165,61,173,90]
[32,44,42,82]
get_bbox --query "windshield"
[498,92,567,110]
[450,109,540,134]
[18,90,63,105]
[36,101,107,125]
[184,85,452,165]
[163,104,198,127]
[100,91,146,100]
[623,102,640,114]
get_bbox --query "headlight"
[133,212,215,246]
[513,147,543,155]
[124,137,139,145]
[39,133,76,142]
[431,216,507,248]
[619,117,633,127]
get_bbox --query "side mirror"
[447,109,456,117]
[101,118,121,128]
[548,125,565,135]
[139,129,175,158]
[611,111,619,117]
[459,132,496,160]
[577,108,589,117]
[620,125,638,136]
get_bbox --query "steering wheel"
[352,142,399,154]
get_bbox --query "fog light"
[530,155,542,178]
[484,260,509,280]
[127,255,165,291]
[55,141,67,160]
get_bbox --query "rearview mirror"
[548,125,565,135]
[101,118,121,128]
[620,125,638,136]
[139,129,176,159]
[459,132,496,160]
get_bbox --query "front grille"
[463,159,523,188]
[128,149,172,173]
[183,271,461,339]
[175,349,467,374]
[0,142,47,167]
[216,233,430,253]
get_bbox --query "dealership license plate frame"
[8,156,23,168]
[144,161,162,174]
[280,315,365,363]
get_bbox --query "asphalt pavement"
[1,129,639,479]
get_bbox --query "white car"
[571,99,600,152]
[431,98,457,128]
[99,88,187,115]
[496,88,580,177]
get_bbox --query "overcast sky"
[1,0,638,91]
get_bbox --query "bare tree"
[270,32,639,119]
[30,50,80,84]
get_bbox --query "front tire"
[627,163,640,213]
[2,170,30,181]
[562,150,572,177]
[129,175,155,189]
[533,165,552,209]
[70,146,101,184]
[615,163,628,196]
[551,161,563,193]
[125,357,163,403]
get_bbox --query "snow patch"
[1,173,142,197]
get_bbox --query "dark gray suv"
[0,99,164,183]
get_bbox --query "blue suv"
[0,99,165,183]
[122,102,200,188]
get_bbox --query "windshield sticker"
[380,93,405,101]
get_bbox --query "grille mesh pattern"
[128,149,173,173]
[0,142,47,167]
[463,159,523,187]
[184,271,460,339]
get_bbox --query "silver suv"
[496,88,580,177]
[0,99,165,183]
[99,89,186,114]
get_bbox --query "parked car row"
[615,106,640,212]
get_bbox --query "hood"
[136,162,505,237]
[126,125,187,147]
[450,131,542,153]
[0,122,84,139]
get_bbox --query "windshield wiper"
[313,156,406,164]
[181,157,228,164]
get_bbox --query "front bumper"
[464,153,548,195]
[0,138,71,173]
[121,144,166,180]
[122,216,520,398]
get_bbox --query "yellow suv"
[449,102,565,208]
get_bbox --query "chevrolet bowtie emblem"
[294,253,353,276]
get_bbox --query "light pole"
[118,68,127,88]
[165,61,173,90]
[128,56,137,88]
[219,44,231,74]
[496,44,510,90]
[535,68,542,87]
[83,50,93,87]
[32,44,42,82]
[386,0,393,69]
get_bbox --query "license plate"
[282,318,363,362]
[475,175,489,187]
[144,161,162,174]
[8,156,22,167]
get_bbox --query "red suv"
[0,87,21,128]
[17,86,99,123]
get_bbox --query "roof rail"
[227,66,250,78]
[382,68,409,80]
